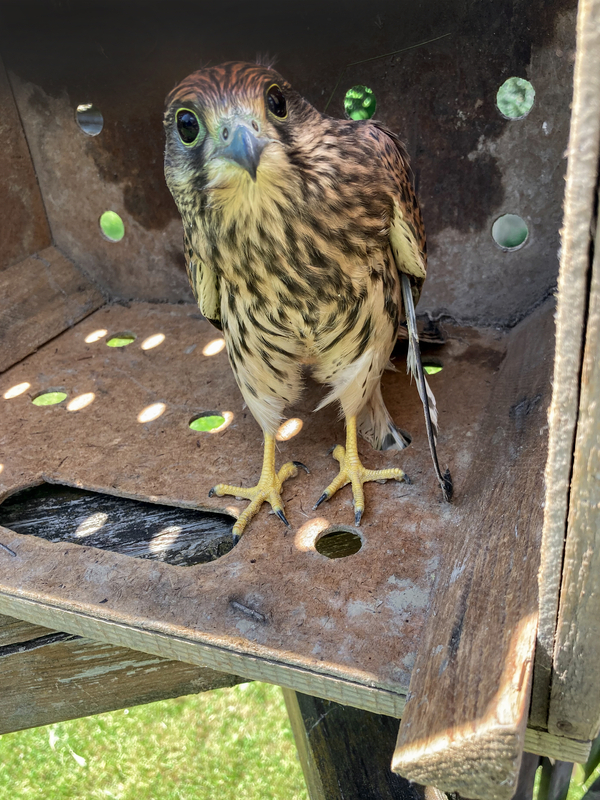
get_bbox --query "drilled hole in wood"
[0,484,236,566]
[492,214,529,250]
[423,359,443,376]
[189,411,232,433]
[75,103,104,135]
[344,85,376,120]
[106,331,136,347]
[32,389,67,407]
[99,210,125,242]
[315,526,363,559]
[496,77,535,119]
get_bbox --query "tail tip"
[440,468,453,502]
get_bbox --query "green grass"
[0,683,308,800]
[189,414,225,432]
[32,391,67,406]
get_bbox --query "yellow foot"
[314,416,408,525]
[208,433,308,542]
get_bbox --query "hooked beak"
[220,122,268,181]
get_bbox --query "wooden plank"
[0,55,51,270]
[282,689,423,800]
[0,631,242,734]
[532,0,600,729]
[392,301,554,800]
[0,245,104,372]
[523,730,591,764]
[548,186,600,739]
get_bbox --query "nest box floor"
[0,301,533,713]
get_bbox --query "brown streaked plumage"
[164,61,451,539]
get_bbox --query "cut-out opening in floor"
[0,484,236,566]
[315,526,363,559]
[492,214,529,250]
[189,412,232,433]
[76,103,104,135]
[99,210,125,242]
[496,77,535,119]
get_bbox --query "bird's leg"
[315,416,407,525]
[209,432,304,541]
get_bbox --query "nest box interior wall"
[0,0,576,324]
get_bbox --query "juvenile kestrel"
[164,62,451,540]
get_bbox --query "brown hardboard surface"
[0,55,51,270]
[0,300,507,711]
[392,300,553,800]
[0,0,575,326]
[0,246,105,373]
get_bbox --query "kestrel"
[164,62,451,540]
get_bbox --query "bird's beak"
[219,122,268,181]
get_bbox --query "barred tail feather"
[401,273,453,502]
[357,384,411,451]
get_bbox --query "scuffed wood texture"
[0,55,51,269]
[0,485,242,733]
[0,246,105,373]
[0,301,504,720]
[532,0,600,728]
[548,188,600,740]
[282,688,425,800]
[393,301,554,800]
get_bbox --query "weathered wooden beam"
[392,301,553,800]
[532,0,600,730]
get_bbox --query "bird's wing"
[184,230,222,331]
[371,122,452,501]
[370,122,427,305]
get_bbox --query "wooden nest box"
[0,1,599,798]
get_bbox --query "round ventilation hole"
[189,413,226,432]
[344,86,377,120]
[76,103,104,136]
[32,390,67,407]
[492,214,529,250]
[100,211,125,242]
[315,527,363,559]
[496,77,535,119]
[106,332,136,347]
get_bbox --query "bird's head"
[164,62,315,220]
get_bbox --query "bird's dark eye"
[266,84,287,119]
[176,108,202,145]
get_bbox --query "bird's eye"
[176,108,202,145]
[266,84,287,119]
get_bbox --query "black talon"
[355,508,363,526]
[314,492,329,510]
[232,533,240,546]
[208,487,216,497]
[276,508,290,527]
[292,461,310,474]
[403,474,412,486]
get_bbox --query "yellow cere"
[137,402,166,423]
[202,338,226,356]
[141,333,166,351]
[85,329,108,343]
[4,382,30,399]
[67,393,95,412]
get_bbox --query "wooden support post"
[283,689,424,800]
[392,302,553,800]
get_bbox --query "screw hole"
[76,103,104,136]
[496,77,535,119]
[491,214,529,250]
[315,526,363,559]
[344,86,376,120]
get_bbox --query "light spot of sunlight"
[141,333,166,351]
[4,382,30,399]
[75,512,108,537]
[276,418,303,441]
[294,518,331,552]
[85,329,108,343]
[137,402,166,423]
[202,338,226,356]
[67,393,95,412]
